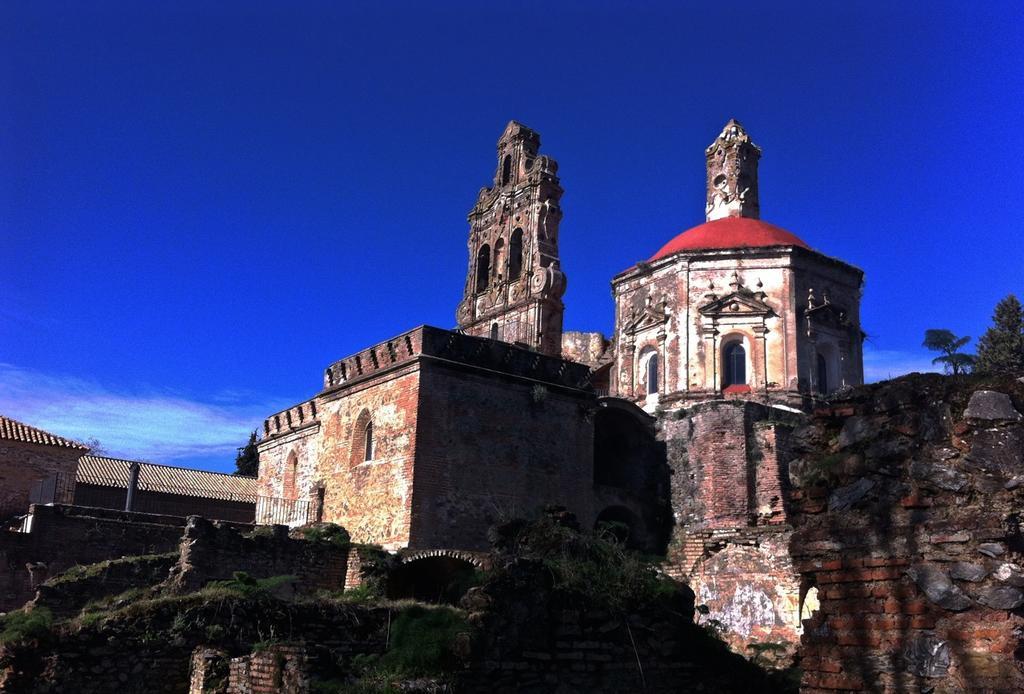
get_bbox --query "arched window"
[364,421,374,461]
[493,237,505,281]
[475,245,490,292]
[489,323,499,340]
[723,341,746,387]
[283,451,298,499]
[351,410,374,467]
[501,155,512,185]
[646,354,659,395]
[509,228,523,280]
[817,353,829,395]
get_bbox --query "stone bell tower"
[705,119,761,221]
[456,121,566,356]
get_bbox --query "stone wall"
[0,504,188,611]
[171,517,349,594]
[788,375,1024,692]
[0,599,393,694]
[32,552,177,619]
[0,439,83,519]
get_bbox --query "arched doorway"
[595,506,640,548]
[386,556,478,604]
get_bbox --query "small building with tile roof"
[72,454,256,524]
[73,455,257,523]
[0,415,88,520]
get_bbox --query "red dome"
[649,217,809,261]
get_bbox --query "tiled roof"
[0,415,89,450]
[76,455,257,503]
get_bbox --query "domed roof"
[649,217,809,261]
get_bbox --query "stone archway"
[387,550,486,604]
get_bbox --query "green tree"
[975,294,1024,375]
[923,329,976,376]
[234,431,260,476]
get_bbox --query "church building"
[611,120,864,411]
[256,119,864,556]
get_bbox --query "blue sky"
[2,1,1022,472]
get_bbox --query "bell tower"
[705,119,761,221]
[456,121,566,356]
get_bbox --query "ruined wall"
[0,504,188,611]
[171,517,349,594]
[411,361,595,550]
[32,552,177,619]
[0,599,394,694]
[660,400,805,662]
[789,375,1024,693]
[0,439,83,519]
[662,400,796,533]
[560,331,612,368]
[225,645,309,694]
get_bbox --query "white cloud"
[862,348,942,383]
[0,363,287,464]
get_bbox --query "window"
[501,155,512,185]
[364,421,374,461]
[816,353,829,395]
[509,228,523,280]
[351,410,374,467]
[283,451,298,499]
[476,245,491,292]
[489,323,500,340]
[723,341,746,387]
[646,354,659,395]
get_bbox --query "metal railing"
[255,496,313,526]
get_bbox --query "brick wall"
[225,645,309,694]
[662,400,798,534]
[0,439,83,519]
[316,365,420,549]
[660,400,805,661]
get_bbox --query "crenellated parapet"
[322,327,424,390]
[263,399,320,439]
[321,325,592,395]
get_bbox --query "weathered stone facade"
[259,325,605,550]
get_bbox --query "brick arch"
[399,548,489,570]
